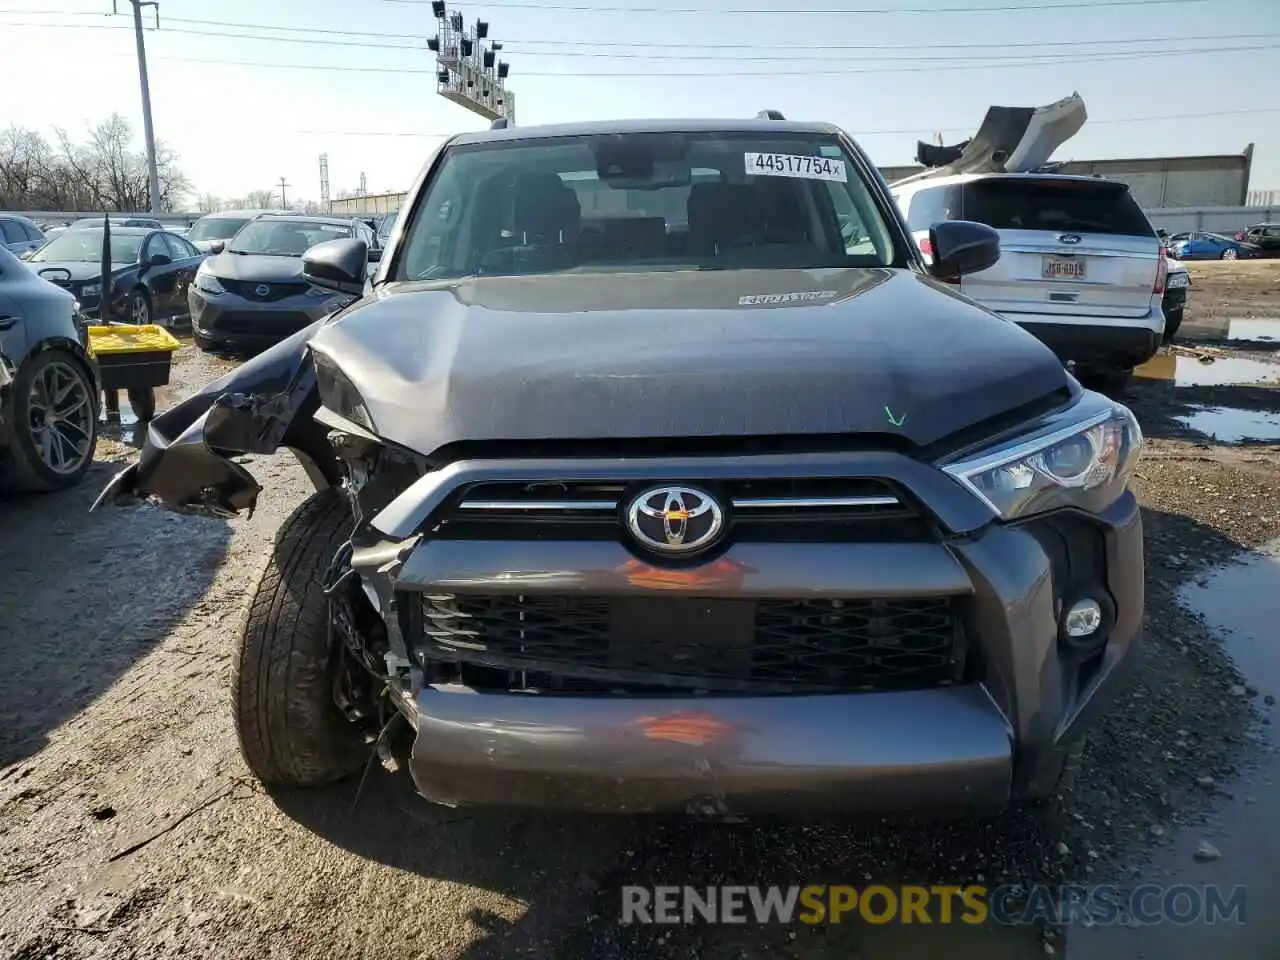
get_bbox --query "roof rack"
[756,109,786,121]
[490,117,511,130]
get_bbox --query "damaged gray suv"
[94,116,1144,818]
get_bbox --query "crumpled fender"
[894,93,1087,186]
[91,319,341,517]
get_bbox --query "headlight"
[942,401,1142,520]
[194,266,225,295]
[313,349,376,433]
[80,282,101,297]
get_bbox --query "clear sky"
[2,0,1276,205]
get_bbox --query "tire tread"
[232,488,365,786]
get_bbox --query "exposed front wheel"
[232,488,367,787]
[2,350,98,492]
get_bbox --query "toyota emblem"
[1057,234,1082,245]
[626,485,724,555]
[255,284,271,296]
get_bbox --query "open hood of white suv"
[892,93,1087,186]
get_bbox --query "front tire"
[2,350,98,492]
[232,488,366,787]
[129,288,151,325]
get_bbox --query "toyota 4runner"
[94,115,1144,819]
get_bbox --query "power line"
[5,16,1274,60]
[131,42,1280,77]
[378,0,1208,12]
[4,9,1260,55]
[292,108,1280,141]
[10,18,1269,62]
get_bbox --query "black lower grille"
[417,593,962,694]
[211,310,314,335]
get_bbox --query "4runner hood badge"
[1057,234,1082,245]
[626,485,724,555]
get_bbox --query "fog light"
[1064,598,1104,638]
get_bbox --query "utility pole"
[278,177,290,209]
[116,0,162,215]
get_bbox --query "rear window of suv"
[959,178,1154,237]
[903,178,1155,238]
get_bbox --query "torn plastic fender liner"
[896,93,1087,185]
[91,319,339,516]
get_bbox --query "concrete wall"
[1144,205,1279,235]
[876,145,1254,209]
[327,192,407,215]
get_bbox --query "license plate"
[1043,256,1085,280]
[1167,274,1189,289]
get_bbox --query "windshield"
[29,230,145,264]
[393,131,898,281]
[189,217,251,242]
[228,219,353,256]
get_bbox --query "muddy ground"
[2,261,1279,959]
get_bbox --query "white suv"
[892,173,1166,394]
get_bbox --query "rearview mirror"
[209,239,226,254]
[147,253,172,267]
[928,220,1000,281]
[302,238,368,298]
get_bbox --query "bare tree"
[0,114,191,212]
[197,193,222,213]
[244,189,277,209]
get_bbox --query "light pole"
[278,177,291,209]
[116,0,162,215]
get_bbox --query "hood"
[308,267,1069,455]
[204,252,306,283]
[27,260,109,283]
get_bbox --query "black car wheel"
[233,488,367,787]
[1221,248,1238,261]
[3,349,98,491]
[130,288,151,325]
[1162,308,1184,344]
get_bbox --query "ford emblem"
[1058,234,1082,245]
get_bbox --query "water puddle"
[1225,317,1280,343]
[97,386,173,445]
[1175,406,1280,443]
[1134,352,1280,388]
[1071,540,1280,957]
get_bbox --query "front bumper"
[363,451,1144,818]
[190,288,338,350]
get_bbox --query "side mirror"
[209,239,226,254]
[303,238,368,298]
[928,220,1001,281]
[147,252,172,268]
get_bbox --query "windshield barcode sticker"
[745,153,846,182]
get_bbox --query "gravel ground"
[2,264,1278,959]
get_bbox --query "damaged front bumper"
[354,450,1143,818]
[91,320,337,517]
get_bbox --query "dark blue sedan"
[1169,232,1262,261]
